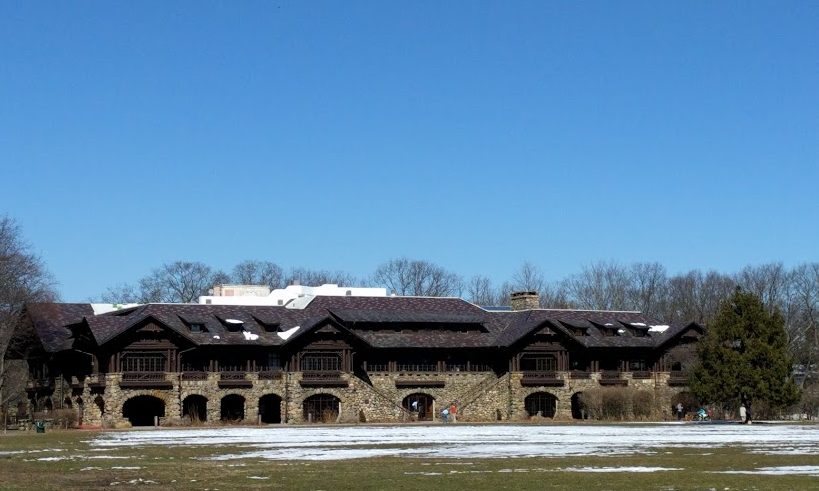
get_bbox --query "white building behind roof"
[198,283,387,307]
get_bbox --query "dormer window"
[179,315,208,333]
[220,318,244,332]
[189,323,206,333]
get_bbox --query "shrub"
[578,390,603,419]
[321,409,339,423]
[632,390,654,420]
[601,388,630,420]
[799,383,819,419]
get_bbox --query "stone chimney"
[510,291,540,311]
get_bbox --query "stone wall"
[70,371,690,426]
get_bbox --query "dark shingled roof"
[25,303,94,352]
[21,297,699,352]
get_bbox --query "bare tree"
[284,267,356,287]
[100,283,141,304]
[372,258,463,297]
[467,275,498,306]
[626,262,668,317]
[0,217,57,412]
[735,262,790,314]
[232,260,284,289]
[564,261,632,310]
[789,263,819,386]
[137,261,221,303]
[665,270,735,324]
[511,261,546,293]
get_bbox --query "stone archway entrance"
[123,395,165,426]
[221,394,245,421]
[524,392,557,418]
[302,394,340,423]
[571,392,586,419]
[259,394,282,424]
[402,393,434,421]
[183,395,208,422]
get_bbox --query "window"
[521,355,556,372]
[121,352,166,372]
[300,352,341,371]
[189,323,206,333]
[629,359,648,371]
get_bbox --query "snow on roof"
[649,325,670,333]
[277,325,299,340]
[91,304,142,315]
[242,331,259,341]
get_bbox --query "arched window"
[302,394,340,423]
[524,392,557,418]
[221,394,245,421]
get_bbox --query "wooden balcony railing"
[120,372,173,388]
[258,369,284,380]
[300,371,348,387]
[599,370,627,386]
[569,370,592,379]
[668,371,688,386]
[218,371,253,388]
[631,371,653,380]
[181,371,208,381]
[397,364,439,372]
[521,370,565,387]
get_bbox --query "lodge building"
[7,291,702,426]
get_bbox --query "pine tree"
[690,288,800,421]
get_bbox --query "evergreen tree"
[690,288,800,420]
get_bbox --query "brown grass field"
[1,427,819,490]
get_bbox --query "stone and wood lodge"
[7,292,702,426]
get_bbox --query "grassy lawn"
[1,429,818,490]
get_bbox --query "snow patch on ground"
[711,465,819,476]
[563,466,683,473]
[87,424,819,466]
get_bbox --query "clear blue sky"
[1,1,817,302]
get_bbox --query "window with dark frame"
[121,352,166,372]
[300,352,341,371]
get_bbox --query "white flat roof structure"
[199,283,387,307]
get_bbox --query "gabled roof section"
[277,315,371,348]
[22,303,94,353]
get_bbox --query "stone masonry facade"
[66,371,688,427]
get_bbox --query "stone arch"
[183,394,208,423]
[570,392,586,419]
[258,394,282,424]
[221,394,245,421]
[123,395,165,426]
[94,395,105,415]
[63,397,73,408]
[76,397,84,426]
[402,393,435,421]
[302,393,340,423]
[524,391,557,418]
[42,397,53,412]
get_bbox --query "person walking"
[739,404,747,424]
[676,402,684,420]
[449,402,458,423]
